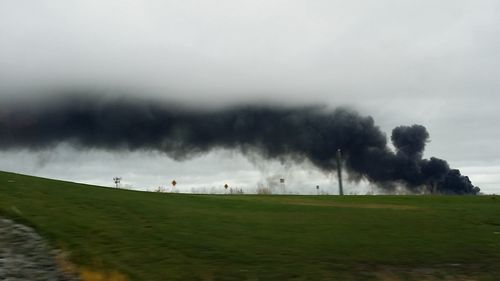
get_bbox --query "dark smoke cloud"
[0,94,479,195]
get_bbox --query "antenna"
[113,177,121,188]
[336,149,343,196]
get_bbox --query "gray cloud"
[2,1,499,101]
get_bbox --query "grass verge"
[1,171,500,280]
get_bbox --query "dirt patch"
[371,265,482,281]
[79,268,128,281]
[281,200,419,210]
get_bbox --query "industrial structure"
[336,149,344,195]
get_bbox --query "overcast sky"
[0,0,499,194]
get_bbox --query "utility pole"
[336,149,344,196]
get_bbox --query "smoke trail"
[0,94,479,194]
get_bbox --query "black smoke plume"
[0,94,479,194]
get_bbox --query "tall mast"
[336,149,344,196]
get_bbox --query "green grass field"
[1,170,499,281]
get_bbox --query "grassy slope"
[1,171,500,281]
